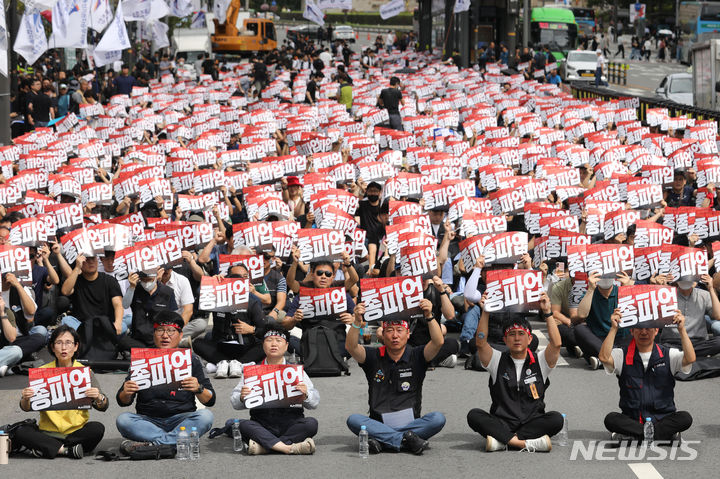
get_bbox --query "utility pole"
[523,0,530,48]
[0,0,16,146]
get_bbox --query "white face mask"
[677,281,695,290]
[597,278,614,289]
[141,280,156,292]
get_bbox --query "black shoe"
[458,340,470,359]
[66,444,84,459]
[401,431,429,455]
[120,440,152,456]
[368,438,383,454]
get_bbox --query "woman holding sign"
[14,325,108,459]
[230,329,319,455]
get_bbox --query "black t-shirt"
[357,199,384,243]
[360,344,428,420]
[71,272,122,322]
[253,62,268,82]
[202,59,215,75]
[306,79,317,103]
[380,87,402,115]
[29,92,52,122]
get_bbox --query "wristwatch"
[542,311,553,318]
[195,384,205,395]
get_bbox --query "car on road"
[655,73,693,106]
[332,25,355,43]
[561,50,606,83]
[287,24,323,43]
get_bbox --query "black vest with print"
[618,340,676,422]
[489,350,548,425]
[368,346,422,421]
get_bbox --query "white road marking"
[629,463,664,479]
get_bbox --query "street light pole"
[0,0,15,146]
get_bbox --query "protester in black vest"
[117,268,177,352]
[230,329,318,455]
[599,308,695,443]
[345,300,446,455]
[467,291,563,452]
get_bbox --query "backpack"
[301,326,349,377]
[95,444,176,461]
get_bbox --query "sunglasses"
[315,270,333,278]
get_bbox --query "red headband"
[503,324,532,338]
[153,322,182,331]
[382,320,409,331]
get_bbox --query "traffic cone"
[367,33,371,41]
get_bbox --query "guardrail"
[570,82,720,126]
[606,62,628,85]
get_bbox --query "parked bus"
[570,7,596,37]
[678,1,720,62]
[530,7,578,60]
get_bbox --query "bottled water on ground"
[232,419,244,453]
[359,425,369,459]
[177,427,189,460]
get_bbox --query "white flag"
[379,0,404,20]
[123,0,152,21]
[0,3,8,77]
[151,20,169,49]
[148,0,170,20]
[14,12,48,66]
[51,0,92,48]
[454,0,471,13]
[170,0,194,17]
[303,0,325,27]
[213,0,230,20]
[317,0,352,9]
[96,3,131,52]
[92,48,122,67]
[90,0,113,32]
[190,11,206,29]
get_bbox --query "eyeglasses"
[315,270,333,278]
[154,328,179,336]
[53,340,76,348]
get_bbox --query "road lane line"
[629,463,664,479]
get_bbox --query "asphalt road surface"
[1,323,718,478]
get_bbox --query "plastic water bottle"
[190,427,200,460]
[232,419,244,453]
[359,425,369,459]
[644,418,654,447]
[557,414,569,446]
[177,427,189,460]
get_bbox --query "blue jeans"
[595,67,606,86]
[460,305,481,342]
[0,345,23,367]
[706,315,720,337]
[116,409,214,445]
[346,412,446,450]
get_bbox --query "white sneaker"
[522,435,552,453]
[228,360,243,378]
[215,360,229,379]
[0,365,7,377]
[589,357,601,370]
[205,363,217,374]
[485,435,506,452]
[439,354,457,368]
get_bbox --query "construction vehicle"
[211,0,277,55]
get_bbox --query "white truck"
[171,15,216,66]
